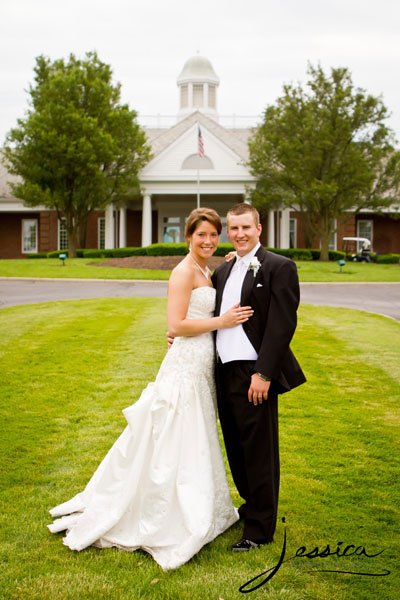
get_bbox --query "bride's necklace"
[188,253,210,281]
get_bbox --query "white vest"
[216,243,260,363]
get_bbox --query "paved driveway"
[0,278,399,320]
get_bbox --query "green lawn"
[0,258,170,280]
[0,258,399,282]
[0,299,399,600]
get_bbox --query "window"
[98,217,105,249]
[58,218,68,250]
[181,154,214,170]
[357,220,373,251]
[219,217,229,243]
[21,219,38,253]
[181,85,188,108]
[193,84,203,108]
[208,85,216,108]
[163,216,182,243]
[289,218,297,249]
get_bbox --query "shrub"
[80,250,108,258]
[328,250,346,261]
[145,243,188,256]
[110,247,147,257]
[47,250,71,258]
[27,253,48,258]
[310,250,320,260]
[265,248,313,261]
[213,243,235,256]
[344,252,377,262]
[309,249,347,261]
[81,247,147,258]
[377,253,400,264]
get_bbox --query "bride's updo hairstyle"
[185,207,222,245]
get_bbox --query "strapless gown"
[48,286,239,570]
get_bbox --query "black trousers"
[216,360,280,543]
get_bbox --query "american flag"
[198,126,204,158]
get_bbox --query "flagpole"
[197,125,204,209]
[197,167,200,208]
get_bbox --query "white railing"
[137,114,262,129]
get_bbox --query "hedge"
[309,249,347,261]
[81,247,148,258]
[344,252,377,262]
[376,253,400,264]
[213,243,235,256]
[27,245,391,262]
[266,248,313,261]
[145,243,188,256]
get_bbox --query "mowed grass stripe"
[0,300,398,600]
[0,299,166,490]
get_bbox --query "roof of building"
[0,153,20,200]
[145,111,255,163]
[177,55,219,85]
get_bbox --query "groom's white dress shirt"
[216,243,261,364]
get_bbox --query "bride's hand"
[220,302,253,328]
[225,251,237,262]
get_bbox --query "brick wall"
[126,210,158,246]
[0,213,40,258]
[289,212,360,251]
[85,211,104,249]
[39,211,58,252]
[358,214,400,254]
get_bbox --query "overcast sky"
[2,0,400,144]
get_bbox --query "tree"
[248,64,400,260]
[4,52,151,256]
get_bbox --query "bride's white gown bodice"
[48,287,238,570]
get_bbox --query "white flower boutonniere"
[248,256,261,277]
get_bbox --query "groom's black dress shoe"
[228,538,270,552]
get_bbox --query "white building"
[103,54,291,251]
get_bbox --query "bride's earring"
[189,242,192,251]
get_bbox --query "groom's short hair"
[227,203,260,226]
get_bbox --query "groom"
[212,203,306,551]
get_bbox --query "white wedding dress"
[48,286,239,570]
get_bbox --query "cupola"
[177,55,219,121]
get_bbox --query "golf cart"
[342,237,373,262]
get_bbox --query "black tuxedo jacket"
[212,245,306,395]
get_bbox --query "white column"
[204,83,209,109]
[268,210,275,248]
[280,208,291,249]
[105,203,115,249]
[141,194,152,247]
[119,207,127,248]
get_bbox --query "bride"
[48,207,253,570]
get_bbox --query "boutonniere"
[248,256,261,277]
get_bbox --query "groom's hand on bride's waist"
[248,373,271,406]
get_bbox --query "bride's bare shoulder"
[169,257,195,290]
[171,256,194,277]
